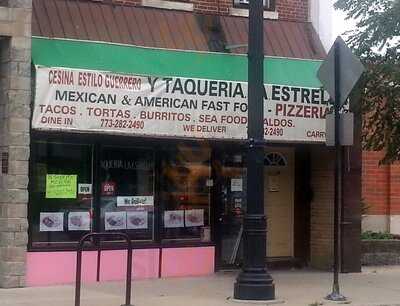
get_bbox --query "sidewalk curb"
[229,297,285,305]
[300,300,400,306]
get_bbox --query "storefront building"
[0,0,361,288]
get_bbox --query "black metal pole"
[124,239,133,306]
[325,40,346,302]
[74,233,133,306]
[233,0,275,300]
[75,237,85,306]
[97,243,101,282]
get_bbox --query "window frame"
[98,145,156,242]
[28,132,216,252]
[159,146,213,242]
[232,0,276,11]
[28,140,95,246]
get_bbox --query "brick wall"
[0,0,32,288]
[309,147,334,270]
[389,161,400,215]
[193,0,227,15]
[84,0,309,20]
[362,151,400,217]
[362,151,390,216]
[362,150,400,233]
[276,0,308,21]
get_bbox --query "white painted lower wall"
[362,215,400,234]
[390,215,400,235]
[362,215,389,233]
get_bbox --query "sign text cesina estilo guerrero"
[33,66,331,142]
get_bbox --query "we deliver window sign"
[32,66,331,142]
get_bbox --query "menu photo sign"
[33,66,331,143]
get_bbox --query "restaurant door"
[215,151,246,268]
[264,148,295,258]
[216,147,295,269]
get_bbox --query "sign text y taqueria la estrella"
[33,67,332,142]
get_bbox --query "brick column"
[309,147,334,269]
[0,0,32,288]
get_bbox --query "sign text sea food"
[33,67,331,142]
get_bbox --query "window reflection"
[161,144,212,241]
[99,146,155,241]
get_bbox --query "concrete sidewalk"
[2,266,400,306]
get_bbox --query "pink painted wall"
[26,249,159,287]
[161,247,215,277]
[26,251,98,286]
[26,246,215,286]
[98,249,159,282]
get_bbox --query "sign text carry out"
[33,67,331,142]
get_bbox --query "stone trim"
[229,7,279,19]
[142,0,194,11]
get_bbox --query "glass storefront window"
[160,146,212,241]
[99,146,155,241]
[30,142,93,245]
[29,140,213,247]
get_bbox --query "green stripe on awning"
[32,37,323,88]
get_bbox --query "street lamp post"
[233,0,275,300]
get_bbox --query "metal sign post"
[317,37,364,302]
[327,40,346,302]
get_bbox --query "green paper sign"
[46,174,77,199]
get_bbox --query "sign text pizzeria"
[33,67,331,142]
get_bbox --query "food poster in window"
[185,209,204,227]
[39,212,64,232]
[127,211,148,229]
[164,210,184,228]
[104,211,127,230]
[68,211,91,231]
